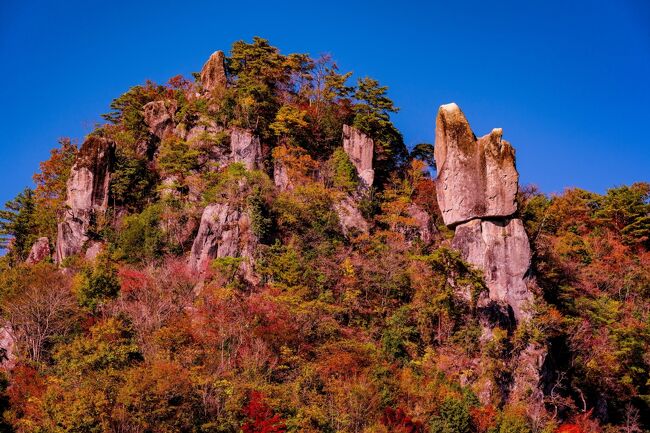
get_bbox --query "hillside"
[0,38,648,433]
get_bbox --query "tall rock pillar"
[434,103,533,322]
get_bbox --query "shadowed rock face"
[26,237,50,264]
[434,103,518,227]
[189,202,258,282]
[342,125,375,189]
[452,218,533,321]
[200,50,227,92]
[56,136,114,263]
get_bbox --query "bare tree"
[4,266,77,363]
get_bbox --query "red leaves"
[470,405,497,433]
[556,424,584,433]
[7,364,45,422]
[242,391,286,433]
[381,407,423,433]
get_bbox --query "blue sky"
[0,0,648,208]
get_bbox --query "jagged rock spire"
[200,50,227,92]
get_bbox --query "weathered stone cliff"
[230,128,263,170]
[189,202,258,283]
[56,136,114,263]
[434,103,532,321]
[342,125,375,189]
[143,99,177,140]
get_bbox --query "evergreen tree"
[0,188,37,262]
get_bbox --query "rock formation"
[0,325,15,368]
[434,103,518,227]
[143,100,177,140]
[25,237,50,264]
[230,128,262,170]
[397,203,436,244]
[342,125,375,188]
[56,136,114,263]
[452,218,532,318]
[334,196,370,236]
[273,159,292,191]
[434,103,532,322]
[189,202,258,282]
[200,50,227,92]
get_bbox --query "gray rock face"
[334,196,369,236]
[401,203,436,244]
[342,125,375,188]
[434,103,518,227]
[143,100,177,139]
[189,202,258,282]
[0,325,15,368]
[452,218,533,320]
[56,137,114,263]
[184,119,230,171]
[230,128,262,170]
[200,50,227,92]
[273,159,293,191]
[26,237,50,264]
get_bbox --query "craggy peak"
[0,38,649,433]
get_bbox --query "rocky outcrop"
[434,103,532,322]
[434,103,518,227]
[342,125,374,188]
[397,203,436,244]
[452,218,532,320]
[230,128,262,170]
[273,159,292,191]
[143,100,177,140]
[26,237,50,264]
[56,136,114,263]
[200,50,227,92]
[334,196,369,236]
[189,202,258,282]
[0,325,15,368]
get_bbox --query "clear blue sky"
[1,0,648,208]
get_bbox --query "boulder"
[143,100,177,139]
[334,196,369,236]
[26,237,50,264]
[230,128,262,170]
[200,50,227,92]
[189,202,258,282]
[452,218,533,321]
[342,125,374,188]
[56,136,114,263]
[434,103,518,227]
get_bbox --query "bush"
[76,255,120,311]
[116,204,166,263]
